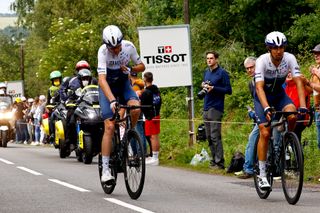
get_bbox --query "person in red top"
[284,72,312,141]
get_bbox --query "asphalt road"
[1,143,320,213]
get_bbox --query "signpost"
[138,25,195,145]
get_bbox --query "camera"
[197,81,211,99]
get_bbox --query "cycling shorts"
[144,115,160,136]
[254,90,294,124]
[99,79,139,120]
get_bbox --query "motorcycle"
[0,96,14,147]
[52,102,76,158]
[74,85,103,164]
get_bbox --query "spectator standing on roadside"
[309,44,320,149]
[140,72,162,165]
[200,51,232,170]
[236,57,258,179]
[31,95,46,145]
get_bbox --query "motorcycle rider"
[59,68,97,151]
[47,70,63,144]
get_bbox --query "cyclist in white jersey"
[254,31,307,190]
[97,25,145,183]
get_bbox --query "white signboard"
[7,80,24,98]
[138,25,192,88]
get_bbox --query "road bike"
[253,110,312,205]
[98,104,150,199]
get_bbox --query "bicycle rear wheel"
[253,136,273,199]
[123,130,145,199]
[281,132,304,205]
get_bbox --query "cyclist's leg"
[99,87,116,182]
[283,104,297,131]
[254,96,271,188]
[123,79,140,127]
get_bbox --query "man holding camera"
[200,51,232,169]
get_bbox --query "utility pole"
[20,43,24,82]
[184,0,195,146]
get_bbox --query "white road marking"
[0,158,14,164]
[48,179,90,192]
[104,198,155,213]
[17,166,43,175]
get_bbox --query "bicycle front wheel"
[281,132,304,205]
[123,130,145,199]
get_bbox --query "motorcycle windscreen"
[82,86,99,105]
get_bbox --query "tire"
[281,132,304,205]
[82,135,93,164]
[76,148,83,162]
[99,153,117,194]
[59,139,70,158]
[2,130,8,148]
[253,135,273,199]
[123,130,145,199]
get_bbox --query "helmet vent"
[112,36,115,45]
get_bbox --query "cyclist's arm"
[255,81,269,110]
[97,45,116,102]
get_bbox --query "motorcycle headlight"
[88,112,95,119]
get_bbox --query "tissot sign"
[138,25,192,88]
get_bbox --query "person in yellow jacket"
[47,70,62,144]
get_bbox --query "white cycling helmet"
[265,31,287,47]
[102,25,123,48]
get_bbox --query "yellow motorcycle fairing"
[42,118,50,135]
[55,120,65,140]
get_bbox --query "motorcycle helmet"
[50,70,62,86]
[78,69,92,87]
[75,60,90,71]
[21,96,26,102]
[102,25,123,48]
[265,31,287,47]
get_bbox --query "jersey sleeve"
[287,53,301,77]
[254,56,264,83]
[126,41,142,65]
[97,45,107,75]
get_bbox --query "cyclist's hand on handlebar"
[264,106,274,121]
[120,65,131,74]
[110,100,119,113]
[298,107,308,115]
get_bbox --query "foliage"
[3,0,320,181]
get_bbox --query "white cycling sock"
[152,151,159,160]
[102,156,110,170]
[259,161,266,177]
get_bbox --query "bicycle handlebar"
[110,104,152,121]
[264,109,313,128]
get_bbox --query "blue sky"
[0,0,15,14]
